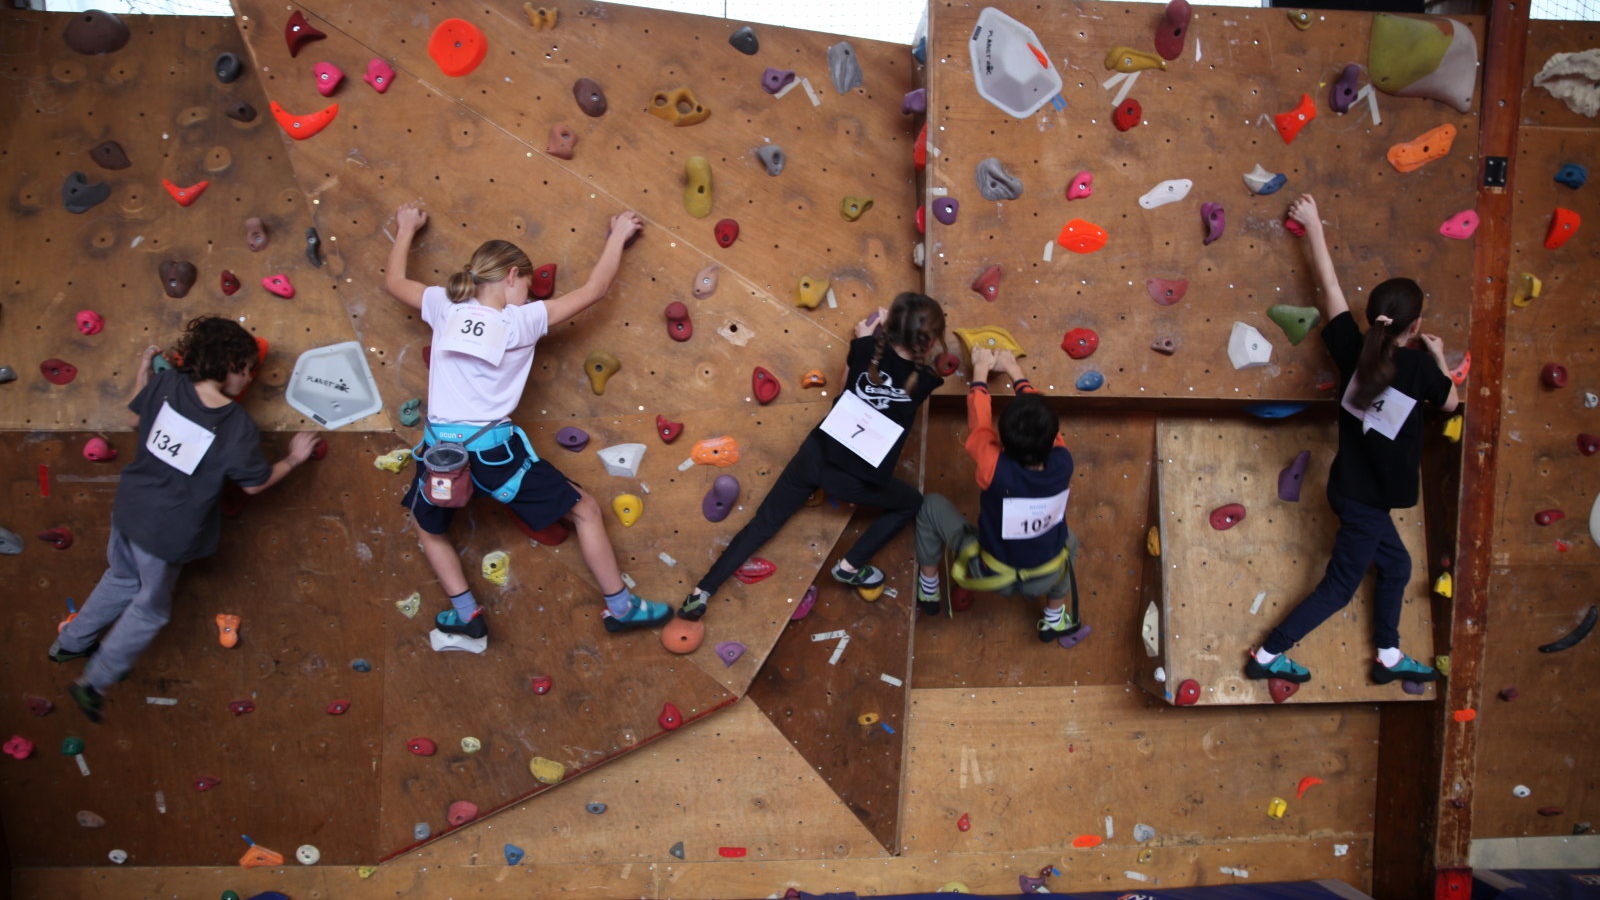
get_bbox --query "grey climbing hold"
[399,397,422,427]
[828,41,863,93]
[1133,823,1156,843]
[62,172,110,214]
[728,26,758,55]
[0,527,22,556]
[413,822,431,841]
[305,227,323,267]
[975,158,1023,201]
[0,366,15,384]
[756,145,785,176]
[89,140,130,170]
[585,802,607,814]
[215,52,243,83]
[669,841,685,859]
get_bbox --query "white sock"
[1377,647,1403,667]
[1043,605,1065,623]
[837,559,857,574]
[1253,647,1278,665]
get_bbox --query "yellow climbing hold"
[1146,526,1161,557]
[1442,414,1463,443]
[1511,272,1542,308]
[1287,9,1313,29]
[938,883,972,893]
[649,87,711,127]
[840,196,874,222]
[1267,797,1288,819]
[358,865,379,879]
[374,448,413,473]
[858,584,885,602]
[461,736,482,754]
[857,712,880,725]
[522,3,557,28]
[584,350,620,395]
[796,275,830,310]
[953,325,1026,357]
[529,756,566,784]
[483,550,510,586]
[683,155,713,218]
[1435,654,1452,677]
[1104,45,1167,73]
[1433,571,1454,599]
[612,493,643,527]
[395,592,421,619]
[1138,848,1155,864]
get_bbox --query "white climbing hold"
[1242,163,1282,194]
[1138,178,1192,209]
[1133,822,1156,842]
[1590,490,1600,549]
[430,629,487,654]
[108,849,128,864]
[597,442,646,478]
[296,844,321,865]
[1228,322,1273,369]
[1586,392,1599,409]
[1513,784,1531,797]
[1141,601,1160,657]
[1153,666,1166,682]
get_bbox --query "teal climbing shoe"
[1245,652,1311,683]
[603,595,671,633]
[1371,654,1439,684]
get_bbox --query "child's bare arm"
[384,203,429,310]
[1419,334,1462,413]
[240,432,317,496]
[545,211,642,327]
[1287,194,1350,322]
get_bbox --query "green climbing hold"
[1267,305,1321,345]
[400,397,421,427]
[222,892,241,900]
[151,354,173,374]
[61,736,84,755]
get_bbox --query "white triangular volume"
[1228,322,1273,369]
[429,629,487,654]
[1589,490,1600,549]
[1138,179,1192,210]
[598,442,647,478]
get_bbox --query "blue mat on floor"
[791,879,1372,899]
[1475,869,1600,899]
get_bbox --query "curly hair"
[173,316,258,383]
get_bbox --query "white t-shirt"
[421,286,549,424]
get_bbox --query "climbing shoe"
[1371,654,1439,684]
[830,561,884,588]
[603,594,672,633]
[916,583,941,617]
[69,681,103,724]
[1244,652,1311,684]
[678,590,710,621]
[48,639,97,664]
[1036,613,1079,643]
[435,609,487,640]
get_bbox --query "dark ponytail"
[867,291,947,395]
[1350,277,1424,410]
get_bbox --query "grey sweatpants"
[57,526,182,692]
[914,493,1073,601]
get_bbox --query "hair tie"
[1375,315,1394,326]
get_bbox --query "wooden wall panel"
[924,2,1479,401]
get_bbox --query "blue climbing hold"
[585,802,608,814]
[351,658,372,672]
[912,36,926,64]
[1075,371,1105,392]
[1244,402,1310,419]
[1555,163,1587,190]
[504,843,525,865]
[413,822,431,841]
[1258,172,1287,195]
[246,893,290,900]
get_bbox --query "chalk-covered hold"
[1228,322,1272,369]
[598,443,646,478]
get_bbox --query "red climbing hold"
[664,301,693,342]
[269,101,338,141]
[752,367,780,404]
[194,776,221,791]
[714,218,740,248]
[1579,434,1600,456]
[1209,503,1246,530]
[1146,277,1188,306]
[326,700,350,715]
[1155,0,1192,61]
[531,263,556,300]
[1073,834,1103,849]
[75,310,104,336]
[956,812,971,832]
[734,557,776,584]
[162,179,208,207]
[915,204,926,235]
[261,274,295,298]
[284,10,326,57]
[718,847,747,858]
[1269,678,1299,704]
[951,586,974,612]
[220,271,240,296]
[1113,98,1142,131]
[509,512,567,545]
[40,359,77,386]
[407,737,437,756]
[914,121,928,170]
[934,352,959,376]
[659,702,683,730]
[446,800,478,826]
[656,415,683,444]
[428,19,489,78]
[1545,208,1580,249]
[1057,219,1108,254]
[971,265,1002,302]
[83,437,117,462]
[227,699,255,715]
[1174,678,1200,705]
[310,439,329,461]
[530,675,553,695]
[1534,509,1565,526]
[1295,775,1322,798]
[1060,328,1099,359]
[38,527,73,550]
[1541,363,1568,388]
[25,697,52,717]
[1274,94,1316,144]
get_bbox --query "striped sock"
[1043,605,1065,624]
[918,573,940,597]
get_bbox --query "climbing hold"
[802,369,826,388]
[374,448,413,473]
[351,658,372,672]
[679,156,714,218]
[75,310,105,337]
[1512,785,1531,798]
[1146,527,1162,558]
[284,10,325,56]
[762,68,797,94]
[728,25,758,54]
[1434,572,1454,598]
[756,145,785,176]
[597,443,646,478]
[1201,202,1226,245]
[523,3,558,28]
[1555,163,1587,189]
[932,197,960,226]
[691,436,741,467]
[953,325,1026,357]
[971,265,1002,302]
[1268,305,1321,345]
[407,737,437,757]
[543,123,578,160]
[584,351,620,395]
[4,736,33,759]
[446,800,479,827]
[60,737,84,757]
[460,736,482,755]
[75,810,104,828]
[1267,797,1289,819]
[360,58,394,94]
[1146,277,1188,306]
[715,642,746,666]
[1580,434,1599,456]
[661,617,704,655]
[413,823,431,841]
[1066,171,1093,200]
[957,813,972,832]
[703,475,740,522]
[573,78,607,117]
[526,262,555,300]
[796,276,830,310]
[529,756,567,783]
[1113,99,1142,131]
[270,101,339,140]
[296,844,320,866]
[1057,219,1108,254]
[840,196,874,221]
[914,122,928,172]
[1287,9,1313,29]
[719,847,747,858]
[669,841,686,859]
[428,19,488,77]
[326,700,350,715]
[239,842,284,868]
[1535,509,1565,526]
[1274,94,1316,143]
[1511,273,1542,307]
[244,217,269,252]
[713,218,739,248]
[227,699,255,716]
[261,274,295,299]
[305,227,323,268]
[25,697,51,716]
[1228,322,1272,369]
[1060,328,1099,359]
[859,584,886,602]
[502,843,526,866]
[89,141,129,171]
[1541,363,1568,388]
[612,494,643,527]
[1175,679,1200,705]
[216,613,240,648]
[1294,776,1323,799]
[791,585,819,621]
[34,525,74,550]
[39,358,77,387]
[482,550,510,586]
[975,158,1023,201]
[1329,63,1362,113]
[1285,216,1306,237]
[525,674,553,696]
[159,260,198,299]
[0,368,14,385]
[1539,604,1597,653]
[1138,178,1192,209]
[1242,164,1287,196]
[664,302,693,342]
[649,87,711,127]
[1279,450,1311,502]
[657,703,685,732]
[63,9,130,55]
[312,61,343,97]
[1387,124,1457,172]
[225,100,257,123]
[61,172,110,214]
[1545,208,1580,249]
[220,271,240,296]
[902,88,927,115]
[934,352,960,376]
[828,41,863,93]
[1498,687,1519,702]
[1209,503,1246,530]
[399,398,422,428]
[1437,209,1480,240]
[1368,14,1477,113]
[656,415,683,444]
[1075,371,1105,392]
[692,264,720,299]
[734,557,777,584]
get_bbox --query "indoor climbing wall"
[1472,18,1600,842]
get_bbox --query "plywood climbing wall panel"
[924,2,1479,401]
[1147,416,1435,706]
[911,403,1156,689]
[1472,18,1600,842]
[0,11,367,432]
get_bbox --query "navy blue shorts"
[402,432,581,535]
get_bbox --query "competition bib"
[819,390,905,467]
[1340,378,1416,440]
[1001,487,1070,540]
[145,401,216,475]
[438,305,507,366]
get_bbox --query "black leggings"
[697,433,923,594]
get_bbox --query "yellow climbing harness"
[950,541,1071,594]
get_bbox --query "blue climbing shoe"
[602,594,672,633]
[435,609,487,640]
[1245,652,1311,684]
[1371,654,1439,684]
[830,561,884,588]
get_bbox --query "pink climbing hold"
[1066,171,1093,200]
[530,675,553,695]
[407,737,437,757]
[1060,328,1099,359]
[1146,277,1187,306]
[734,557,776,584]
[363,58,394,93]
[37,527,73,549]
[971,265,1001,302]
[1209,503,1246,530]
[261,274,295,298]
[1154,0,1192,61]
[957,812,972,832]
[446,800,479,827]
[1534,509,1565,526]
[312,61,343,97]
[194,776,221,791]
[83,437,117,462]
[326,700,350,715]
[75,310,104,336]
[752,367,780,404]
[1278,450,1310,502]
[791,585,818,621]
[714,641,747,667]
[227,699,255,716]
[24,697,53,717]
[1439,210,1479,240]
[1201,202,1225,245]
[1285,216,1306,237]
[3,736,34,760]
[1175,679,1200,706]
[1541,363,1568,389]
[1329,64,1361,114]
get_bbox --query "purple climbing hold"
[1278,450,1310,502]
[761,68,796,95]
[702,474,740,523]
[933,197,959,225]
[1401,680,1427,695]
[902,88,927,115]
[1329,63,1361,114]
[555,426,589,452]
[1201,202,1225,245]
[714,641,747,667]
[791,585,818,621]
[1057,624,1092,649]
[1020,874,1049,893]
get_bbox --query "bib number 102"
[1012,516,1052,535]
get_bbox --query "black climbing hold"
[669,841,685,859]
[305,227,323,267]
[225,100,257,123]
[61,172,110,214]
[0,366,16,384]
[89,140,130,170]
[1539,604,1597,653]
[214,52,243,84]
[63,10,130,55]
[728,26,758,55]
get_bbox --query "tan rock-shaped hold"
[546,123,577,159]
[649,87,711,126]
[76,810,106,828]
[840,196,873,221]
[796,276,829,309]
[692,264,720,299]
[683,156,712,218]
[584,350,620,394]
[523,3,558,28]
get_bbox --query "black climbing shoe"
[678,590,709,621]
[48,640,97,664]
[830,561,884,588]
[435,609,487,640]
[1037,614,1079,643]
[1371,654,1439,684]
[69,682,103,724]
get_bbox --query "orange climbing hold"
[428,19,488,77]
[240,843,285,868]
[801,369,827,388]
[1072,834,1102,849]
[270,101,338,140]
[1273,93,1316,144]
[1057,219,1108,254]
[1295,775,1323,799]
[691,435,740,467]
[1545,207,1581,249]
[162,179,208,207]
[1386,124,1456,173]
[1452,708,1477,723]
[216,614,240,649]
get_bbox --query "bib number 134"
[146,401,216,475]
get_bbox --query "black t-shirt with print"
[813,336,944,483]
[1323,311,1452,510]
